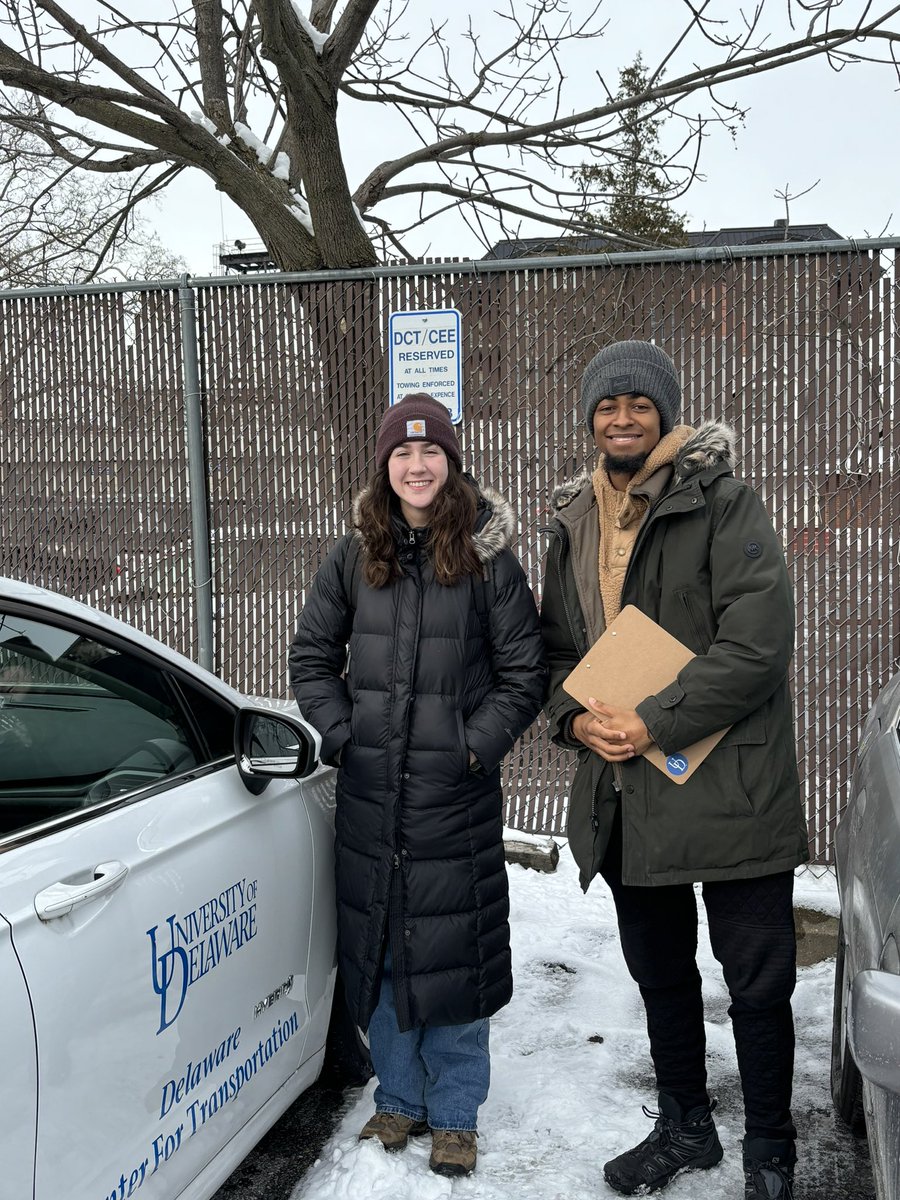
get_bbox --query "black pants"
[600,806,797,1142]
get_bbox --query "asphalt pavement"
[211,1081,349,1200]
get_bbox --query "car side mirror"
[234,708,319,787]
[849,968,900,1095]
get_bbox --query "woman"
[289,393,545,1178]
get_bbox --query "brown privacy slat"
[3,288,193,653]
[2,253,898,859]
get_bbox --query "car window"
[174,675,236,761]
[0,610,200,838]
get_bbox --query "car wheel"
[320,972,373,1089]
[830,917,866,1136]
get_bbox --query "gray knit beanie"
[582,340,682,437]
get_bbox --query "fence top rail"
[1,237,899,301]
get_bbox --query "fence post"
[178,276,214,672]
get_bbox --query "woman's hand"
[571,699,653,762]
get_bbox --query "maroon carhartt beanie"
[374,393,462,470]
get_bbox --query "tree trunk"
[215,166,327,271]
[287,86,377,268]
[257,0,378,269]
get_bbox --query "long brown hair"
[354,460,483,588]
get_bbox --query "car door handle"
[34,861,130,922]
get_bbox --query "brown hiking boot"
[429,1129,478,1176]
[358,1111,429,1152]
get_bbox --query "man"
[541,340,809,1199]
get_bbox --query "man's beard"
[606,450,649,477]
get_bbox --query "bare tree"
[773,179,821,240]
[0,1,898,273]
[0,122,186,284]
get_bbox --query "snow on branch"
[291,2,331,55]
[287,190,315,235]
[233,122,292,182]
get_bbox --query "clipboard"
[562,605,730,784]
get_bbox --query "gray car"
[832,666,900,1200]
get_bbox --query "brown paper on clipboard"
[562,604,730,784]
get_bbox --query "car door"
[858,695,900,1200]
[0,599,316,1200]
[0,911,37,1200]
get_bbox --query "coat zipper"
[551,524,588,656]
[678,590,709,652]
[550,521,607,827]
[389,536,421,1033]
[620,480,697,602]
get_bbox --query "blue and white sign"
[389,308,463,423]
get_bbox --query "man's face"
[592,392,661,474]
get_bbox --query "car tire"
[320,972,373,1089]
[830,917,866,1136]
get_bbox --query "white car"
[0,577,359,1200]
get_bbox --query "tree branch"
[375,179,662,247]
[0,1,898,271]
[322,0,381,82]
[193,0,232,131]
[309,0,339,32]
[353,8,900,212]
[33,0,172,106]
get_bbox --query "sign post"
[388,308,462,423]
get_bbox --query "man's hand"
[571,699,654,762]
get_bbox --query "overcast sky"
[148,1,900,274]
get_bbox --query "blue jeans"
[368,946,490,1132]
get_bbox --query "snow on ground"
[293,846,845,1200]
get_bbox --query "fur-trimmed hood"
[351,480,517,564]
[471,486,517,563]
[550,421,736,513]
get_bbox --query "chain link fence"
[1,244,898,861]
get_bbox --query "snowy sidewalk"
[292,848,853,1200]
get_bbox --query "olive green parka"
[542,422,809,890]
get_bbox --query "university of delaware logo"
[147,877,258,1034]
[665,754,689,777]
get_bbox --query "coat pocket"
[718,707,768,804]
[717,707,766,748]
[454,710,470,781]
[675,588,716,653]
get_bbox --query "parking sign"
[388,308,462,423]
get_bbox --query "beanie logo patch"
[406,419,426,437]
[609,374,633,395]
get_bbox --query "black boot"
[603,1094,724,1195]
[743,1137,795,1199]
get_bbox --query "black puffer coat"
[289,486,546,1031]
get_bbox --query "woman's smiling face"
[387,440,449,527]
